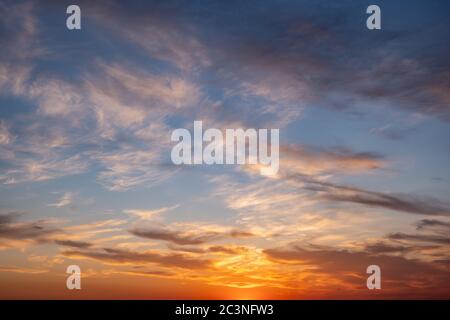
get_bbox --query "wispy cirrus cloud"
[48,192,74,208]
[0,121,13,145]
[124,205,179,220]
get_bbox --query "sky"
[0,0,449,299]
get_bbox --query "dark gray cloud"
[264,244,450,296]
[125,269,174,277]
[0,212,59,241]
[54,239,93,249]
[62,247,210,269]
[130,227,254,245]
[416,219,450,231]
[281,144,386,174]
[388,232,450,245]
[366,219,450,255]
[207,245,245,255]
[364,241,425,254]
[167,244,247,255]
[229,231,254,238]
[130,228,222,245]
[322,189,450,217]
[0,211,25,224]
[166,244,206,254]
[285,173,450,216]
[0,213,95,249]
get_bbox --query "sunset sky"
[0,0,450,299]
